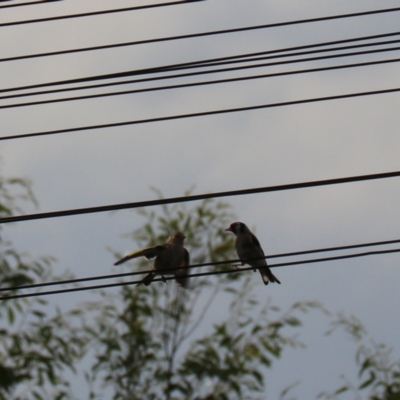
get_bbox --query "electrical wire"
[0,0,64,9]
[1,52,399,104]
[2,40,400,95]
[1,5,399,29]
[0,0,205,27]
[0,6,398,301]
[1,40,400,110]
[2,57,400,111]
[0,8,399,299]
[2,29,399,64]
[129,40,400,72]
[1,247,399,301]
[1,86,400,142]
[1,238,399,293]
[0,0,205,9]
[0,170,399,224]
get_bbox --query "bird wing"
[114,245,165,266]
[249,232,265,255]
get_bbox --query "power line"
[1,52,399,104]
[0,1,205,27]
[1,86,400,141]
[1,247,399,301]
[137,40,400,73]
[0,0,64,9]
[0,5,399,30]
[0,170,399,224]
[2,39,400,109]
[1,27,399,64]
[1,57,400,111]
[2,40,400,95]
[1,238,399,293]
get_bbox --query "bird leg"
[161,275,167,284]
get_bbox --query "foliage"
[318,313,400,400]
[0,169,87,400]
[83,193,321,399]
[4,172,399,400]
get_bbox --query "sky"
[1,0,400,398]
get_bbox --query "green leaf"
[358,371,376,389]
[334,385,349,395]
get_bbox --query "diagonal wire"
[1,247,399,300]
[0,0,64,9]
[1,57,400,111]
[0,5,399,28]
[1,238,399,293]
[0,0,206,27]
[2,40,400,95]
[0,170,399,224]
[0,53,398,103]
[0,32,400,66]
[1,29,399,64]
[121,40,400,73]
[1,86,400,142]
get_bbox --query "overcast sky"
[1,0,400,398]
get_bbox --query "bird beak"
[225,227,232,232]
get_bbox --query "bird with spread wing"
[114,231,190,288]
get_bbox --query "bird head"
[168,231,186,243]
[225,222,247,236]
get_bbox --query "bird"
[114,231,190,288]
[225,222,280,285]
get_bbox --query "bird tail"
[260,268,281,285]
[114,255,131,266]
[114,248,156,266]
[175,268,189,288]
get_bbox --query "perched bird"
[225,222,280,285]
[114,231,190,288]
